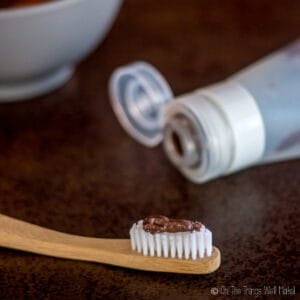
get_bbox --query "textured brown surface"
[0,0,299,299]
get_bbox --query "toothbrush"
[0,214,220,274]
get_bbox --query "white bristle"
[162,233,169,258]
[205,229,212,257]
[130,224,136,250]
[176,233,183,259]
[190,232,197,260]
[141,229,148,256]
[197,227,205,258]
[129,220,213,260]
[135,221,142,253]
[169,234,176,258]
[155,233,162,257]
[183,233,190,259]
[147,232,155,256]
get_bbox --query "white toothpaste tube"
[110,40,300,183]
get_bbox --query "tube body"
[164,40,300,182]
[232,40,300,163]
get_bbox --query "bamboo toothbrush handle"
[0,213,128,262]
[0,214,221,274]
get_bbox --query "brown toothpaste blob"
[143,215,202,234]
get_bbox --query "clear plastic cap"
[109,61,173,147]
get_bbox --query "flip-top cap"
[109,62,173,147]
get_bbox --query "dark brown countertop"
[0,0,299,299]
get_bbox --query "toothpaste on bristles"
[129,215,212,260]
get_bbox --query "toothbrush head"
[130,215,213,260]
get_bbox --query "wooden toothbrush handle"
[0,213,67,249]
[0,213,126,261]
[0,213,85,256]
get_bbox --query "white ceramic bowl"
[0,0,122,101]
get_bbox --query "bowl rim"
[0,0,95,19]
